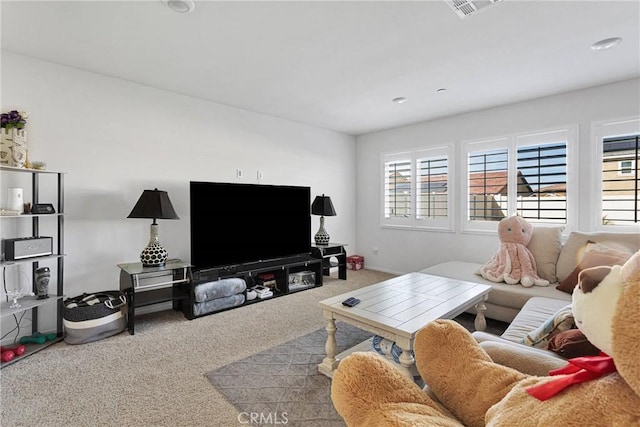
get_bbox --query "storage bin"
[289,271,315,291]
[347,255,364,271]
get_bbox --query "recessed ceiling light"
[392,97,407,104]
[591,37,622,51]
[436,88,447,93]
[165,0,195,14]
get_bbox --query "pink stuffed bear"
[478,215,549,287]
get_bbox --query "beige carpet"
[0,269,397,427]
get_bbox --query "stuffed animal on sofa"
[478,215,549,287]
[331,250,640,427]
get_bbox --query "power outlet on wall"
[236,169,243,179]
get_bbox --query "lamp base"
[140,242,168,267]
[140,223,168,267]
[314,216,330,245]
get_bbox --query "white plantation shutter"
[516,141,567,223]
[467,146,509,222]
[463,128,575,233]
[382,146,454,231]
[595,118,640,229]
[383,153,412,225]
[416,156,448,219]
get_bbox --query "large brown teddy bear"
[331,250,640,426]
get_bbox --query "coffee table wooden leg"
[318,318,339,376]
[474,300,487,331]
[395,337,416,379]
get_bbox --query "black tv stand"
[184,254,323,319]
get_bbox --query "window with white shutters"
[462,128,574,232]
[382,145,453,231]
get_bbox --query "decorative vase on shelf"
[0,128,27,168]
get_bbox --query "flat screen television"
[190,181,311,271]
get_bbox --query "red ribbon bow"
[526,352,617,401]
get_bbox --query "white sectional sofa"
[472,296,572,366]
[420,230,639,323]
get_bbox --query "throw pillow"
[583,240,634,258]
[521,304,574,348]
[526,226,563,283]
[556,241,632,294]
[556,231,640,282]
[546,329,601,359]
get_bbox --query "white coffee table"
[317,272,491,378]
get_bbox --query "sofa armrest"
[473,331,567,376]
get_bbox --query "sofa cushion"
[473,296,569,369]
[499,296,570,343]
[556,242,632,294]
[420,261,571,312]
[527,226,563,283]
[556,231,640,282]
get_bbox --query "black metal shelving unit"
[1,165,65,367]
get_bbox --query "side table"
[118,259,192,335]
[311,243,347,280]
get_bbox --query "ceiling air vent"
[444,0,503,19]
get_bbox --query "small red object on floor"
[347,255,364,271]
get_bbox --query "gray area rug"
[206,322,370,427]
[205,315,508,427]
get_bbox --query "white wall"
[355,78,640,275]
[1,52,357,307]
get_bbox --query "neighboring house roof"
[388,171,410,183]
[537,183,567,194]
[604,136,638,154]
[389,170,534,195]
[468,171,533,195]
[468,171,508,195]
[419,173,448,193]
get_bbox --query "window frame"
[381,144,455,232]
[618,159,635,176]
[461,127,577,234]
[592,117,640,231]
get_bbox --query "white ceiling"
[1,1,639,135]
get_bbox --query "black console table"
[311,242,347,280]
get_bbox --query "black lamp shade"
[127,188,179,220]
[311,194,336,216]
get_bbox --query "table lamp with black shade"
[311,194,336,245]
[127,188,179,267]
